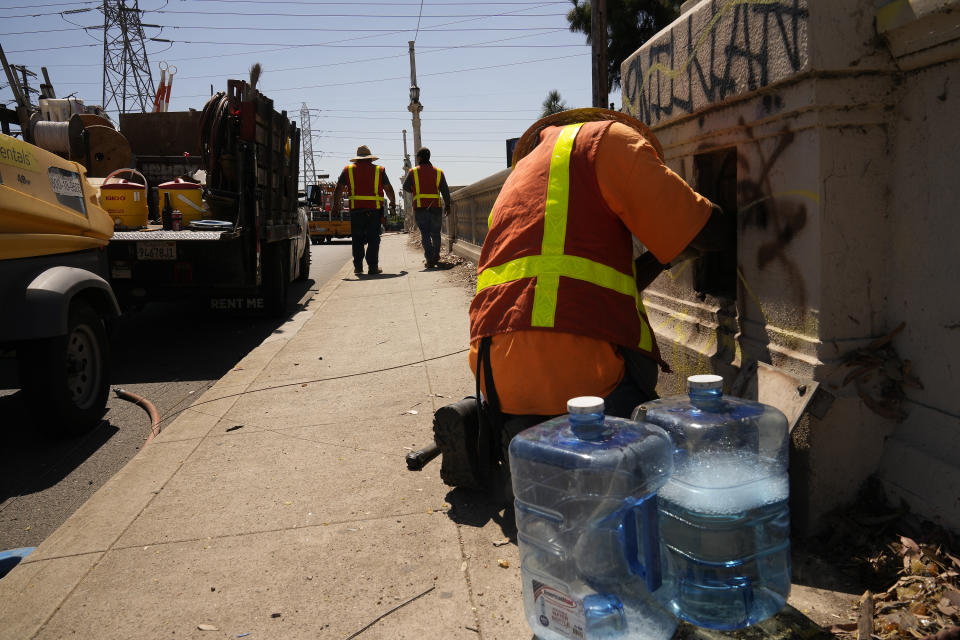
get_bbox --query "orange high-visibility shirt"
[469,122,712,415]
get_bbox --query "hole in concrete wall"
[693,148,738,299]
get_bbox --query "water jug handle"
[622,493,662,592]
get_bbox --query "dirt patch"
[794,480,958,639]
[405,234,477,292]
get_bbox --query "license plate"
[137,241,176,260]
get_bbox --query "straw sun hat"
[351,145,379,162]
[511,107,663,167]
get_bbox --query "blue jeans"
[350,209,381,271]
[414,207,442,264]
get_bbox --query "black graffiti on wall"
[623,0,809,124]
[736,119,810,312]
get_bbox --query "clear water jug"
[639,374,791,630]
[509,396,678,640]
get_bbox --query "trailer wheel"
[18,300,110,436]
[263,244,289,318]
[296,238,311,282]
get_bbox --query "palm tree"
[567,0,683,89]
[541,90,568,117]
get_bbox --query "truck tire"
[263,244,289,318]
[295,239,311,282]
[18,300,110,436]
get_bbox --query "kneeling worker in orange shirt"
[468,108,727,489]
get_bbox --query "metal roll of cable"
[31,120,71,154]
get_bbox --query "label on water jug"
[531,578,586,639]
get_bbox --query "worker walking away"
[333,145,397,275]
[403,147,452,268]
[468,107,729,498]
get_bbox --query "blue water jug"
[509,396,678,640]
[639,374,791,630]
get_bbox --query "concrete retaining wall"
[621,0,960,533]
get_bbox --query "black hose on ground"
[113,388,161,444]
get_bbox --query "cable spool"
[32,121,71,154]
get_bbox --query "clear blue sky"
[1,0,623,186]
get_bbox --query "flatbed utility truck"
[106,79,309,316]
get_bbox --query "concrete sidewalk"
[0,234,856,639]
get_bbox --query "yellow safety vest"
[472,122,654,354]
[346,163,385,209]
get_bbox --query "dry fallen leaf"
[497,559,510,568]
[197,623,219,631]
[902,536,921,555]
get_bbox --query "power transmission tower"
[101,0,155,114]
[300,104,317,192]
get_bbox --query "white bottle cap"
[568,396,604,414]
[687,374,723,390]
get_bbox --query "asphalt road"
[0,240,355,552]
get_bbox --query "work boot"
[369,267,382,275]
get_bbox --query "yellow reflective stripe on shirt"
[638,300,652,351]
[477,254,636,298]
[541,124,581,257]
[529,123,583,326]
[347,164,385,206]
[477,255,653,348]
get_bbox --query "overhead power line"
[0,1,96,8]
[167,50,586,100]
[4,43,100,53]
[186,0,567,4]
[21,27,576,69]
[156,10,566,18]
[0,27,90,36]
[158,29,568,41]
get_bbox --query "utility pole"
[0,44,33,140]
[401,128,413,231]
[300,103,317,192]
[40,67,56,99]
[591,0,608,108]
[15,66,36,104]
[102,0,156,115]
[407,41,423,155]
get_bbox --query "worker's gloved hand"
[687,201,732,254]
[443,206,451,217]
